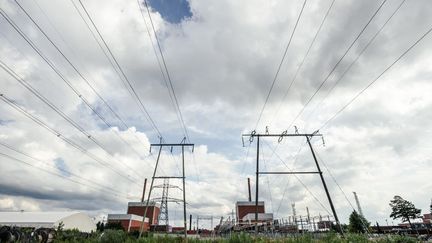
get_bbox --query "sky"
[0,0,431,229]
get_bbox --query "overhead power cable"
[76,0,163,140]
[136,0,185,141]
[31,0,157,160]
[254,0,307,131]
[0,55,143,182]
[0,141,126,196]
[13,0,156,169]
[320,23,432,130]
[142,0,190,142]
[0,152,127,200]
[262,140,331,215]
[304,0,406,126]
[269,0,336,127]
[286,0,387,130]
[0,93,138,185]
[141,0,201,181]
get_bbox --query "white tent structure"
[0,211,96,233]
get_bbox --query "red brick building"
[127,201,160,225]
[235,201,273,223]
[107,214,149,232]
[107,201,160,232]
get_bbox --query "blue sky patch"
[148,0,192,24]
[54,158,71,177]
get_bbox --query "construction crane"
[353,192,364,217]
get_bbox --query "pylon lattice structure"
[158,179,170,225]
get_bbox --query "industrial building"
[235,201,273,224]
[107,201,160,232]
[0,211,96,233]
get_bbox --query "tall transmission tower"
[158,178,170,225]
[353,192,364,217]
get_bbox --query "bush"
[100,230,128,243]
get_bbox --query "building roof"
[128,201,160,207]
[108,214,148,222]
[236,201,265,206]
[0,211,96,233]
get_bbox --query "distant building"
[106,214,148,232]
[0,211,96,233]
[423,213,431,224]
[107,201,160,232]
[235,201,273,223]
[127,201,160,225]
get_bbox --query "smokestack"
[141,178,147,203]
[189,214,192,231]
[247,178,251,202]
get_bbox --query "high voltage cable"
[275,143,305,216]
[0,57,143,183]
[0,141,127,196]
[76,0,163,140]
[0,8,147,181]
[135,0,183,139]
[0,152,128,200]
[262,141,331,215]
[142,0,190,142]
[254,0,307,131]
[13,0,156,170]
[315,151,370,233]
[260,144,274,214]
[304,0,406,126]
[241,0,307,182]
[0,93,138,185]
[269,0,336,127]
[319,24,432,130]
[24,0,129,132]
[32,0,157,155]
[141,0,201,182]
[286,0,387,130]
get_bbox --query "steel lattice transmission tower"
[158,178,170,225]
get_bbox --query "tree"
[348,210,369,233]
[389,195,421,229]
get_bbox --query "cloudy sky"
[0,0,431,228]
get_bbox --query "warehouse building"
[0,211,96,233]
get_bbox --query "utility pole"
[242,131,343,236]
[255,135,260,233]
[138,142,194,240]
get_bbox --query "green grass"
[52,230,422,243]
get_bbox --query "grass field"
[53,230,422,243]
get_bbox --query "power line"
[0,55,143,182]
[0,93,138,185]
[141,0,201,182]
[13,0,156,169]
[76,0,163,140]
[142,0,190,142]
[320,23,432,130]
[304,0,406,128]
[0,141,127,196]
[135,0,183,139]
[269,0,336,127]
[254,0,308,130]
[0,152,128,200]
[286,0,388,130]
[262,140,331,216]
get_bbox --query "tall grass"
[52,230,422,243]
